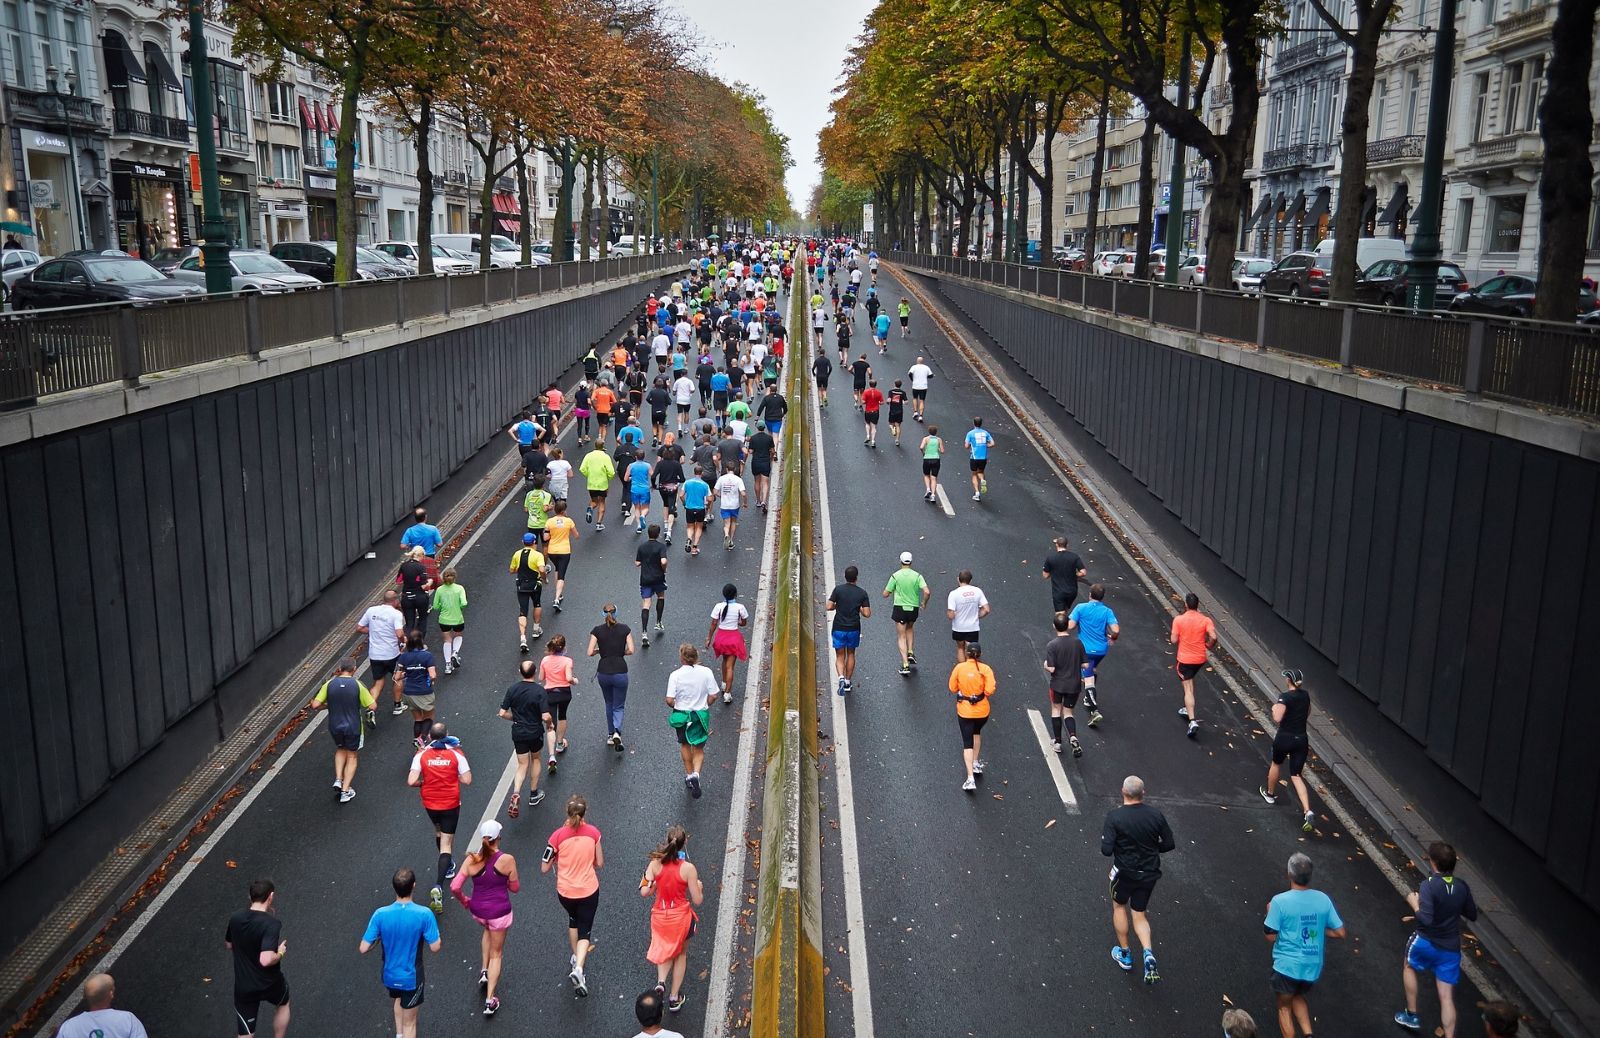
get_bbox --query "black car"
[1446,274,1599,320]
[9,255,205,309]
[268,241,407,282]
[1351,259,1470,308]
[1259,252,1332,299]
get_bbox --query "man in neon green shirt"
[727,397,752,426]
[579,444,617,531]
[524,484,552,540]
[431,570,468,674]
[310,660,375,802]
[882,551,931,676]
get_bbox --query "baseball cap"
[523,532,536,545]
[899,551,913,564]
[1281,668,1306,686]
[480,819,503,841]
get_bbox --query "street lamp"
[1405,0,1458,311]
[43,65,89,251]
[186,0,234,294]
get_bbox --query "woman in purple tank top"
[451,819,521,1015]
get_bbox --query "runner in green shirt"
[431,570,469,674]
[897,298,912,338]
[727,398,752,424]
[524,485,553,539]
[882,553,931,675]
[579,444,617,530]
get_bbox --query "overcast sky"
[664,0,875,210]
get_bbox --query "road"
[811,265,1506,1037]
[41,336,779,1036]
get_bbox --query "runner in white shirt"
[742,277,757,299]
[945,570,991,665]
[652,330,672,365]
[713,468,747,549]
[666,643,720,797]
[674,318,693,349]
[546,451,573,501]
[812,305,827,347]
[672,374,697,434]
[907,357,933,422]
[359,593,409,715]
[727,416,749,442]
[706,586,751,700]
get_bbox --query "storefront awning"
[1357,186,1377,225]
[492,191,519,215]
[1307,186,1331,223]
[324,101,340,135]
[497,219,520,236]
[145,45,183,92]
[1280,189,1306,225]
[1243,192,1275,231]
[101,30,146,89]
[1377,183,1408,225]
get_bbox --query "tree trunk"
[918,172,931,252]
[415,97,435,276]
[334,73,363,282]
[1134,119,1157,279]
[1039,126,1054,254]
[580,151,595,262]
[1017,156,1031,260]
[956,190,976,256]
[476,136,498,270]
[1329,19,1385,301]
[1199,37,1264,288]
[552,140,576,262]
[987,148,1005,260]
[516,147,532,266]
[597,146,610,260]
[1533,0,1600,323]
[1085,83,1111,257]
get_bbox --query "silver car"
[372,241,475,274]
[170,250,323,293]
[1231,256,1274,292]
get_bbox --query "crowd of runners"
[57,238,1524,1038]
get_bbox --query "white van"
[433,233,520,269]
[1313,237,1407,273]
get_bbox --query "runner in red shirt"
[408,721,473,912]
[861,379,884,448]
[1168,593,1218,739]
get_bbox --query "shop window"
[144,43,165,118]
[1487,194,1525,253]
[1455,198,1475,254]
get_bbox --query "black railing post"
[1338,306,1355,370]
[1463,320,1487,394]
[115,306,142,385]
[331,284,346,339]
[245,291,263,357]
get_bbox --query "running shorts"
[969,458,988,472]
[630,490,651,506]
[1176,661,1204,680]
[1404,933,1463,985]
[438,623,464,634]
[951,629,980,643]
[1049,686,1081,708]
[1269,972,1316,997]
[517,588,543,614]
[513,733,544,756]
[720,508,740,520]
[831,629,861,650]
[658,489,678,512]
[911,388,927,400]
[1082,653,1107,678]
[331,728,364,752]
[234,978,290,1036]
[588,488,608,503]
[685,508,707,524]
[891,605,920,625]
[1110,872,1158,912]
[1051,590,1078,614]
[640,580,667,599]
[751,462,772,477]
[922,460,941,476]
[402,692,435,713]
[425,806,460,835]
[550,553,571,579]
[370,657,399,680]
[386,986,424,1010]
[864,411,879,424]
[957,714,988,748]
[1271,733,1309,776]
[888,407,904,424]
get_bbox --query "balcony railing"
[1368,134,1425,165]
[1274,36,1329,72]
[112,107,188,143]
[1463,131,1540,168]
[1496,3,1550,38]
[1261,141,1330,172]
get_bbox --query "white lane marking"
[1025,709,1081,813]
[808,332,876,1038]
[462,753,520,857]
[934,484,955,517]
[912,271,1506,1000]
[702,391,788,1038]
[40,436,532,1035]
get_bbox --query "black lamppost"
[187,0,234,294]
[1405,0,1459,311]
[43,65,89,251]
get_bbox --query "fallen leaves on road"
[991,794,1004,801]
[1045,819,1057,829]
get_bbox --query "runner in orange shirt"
[1169,592,1217,739]
[948,642,996,792]
[591,382,617,447]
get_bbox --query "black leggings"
[558,890,600,940]
[401,594,429,636]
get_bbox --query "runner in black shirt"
[226,879,289,1038]
[812,351,833,408]
[652,455,684,545]
[498,660,550,814]
[747,424,777,512]
[635,525,669,646]
[886,380,908,446]
[826,565,872,694]
[849,356,872,410]
[1101,775,1174,983]
[1260,669,1315,832]
[647,379,672,445]
[1042,536,1087,613]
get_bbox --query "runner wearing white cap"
[882,552,931,677]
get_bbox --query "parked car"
[432,233,520,269]
[371,241,475,274]
[1351,259,1470,308]
[10,254,206,308]
[1230,256,1274,292]
[611,234,643,257]
[148,245,200,272]
[1111,252,1140,277]
[1054,248,1086,270]
[1176,253,1207,286]
[1,248,44,303]
[268,241,407,281]
[1446,274,1599,319]
[1091,251,1124,276]
[169,250,322,293]
[1259,252,1332,298]
[1312,236,1408,273]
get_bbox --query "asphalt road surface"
[811,266,1499,1038]
[66,358,778,1036]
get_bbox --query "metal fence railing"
[888,251,1600,420]
[0,251,684,410]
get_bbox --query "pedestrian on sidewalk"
[498,660,550,818]
[946,569,991,666]
[1259,669,1316,832]
[826,565,872,695]
[56,973,147,1038]
[667,644,718,798]
[309,661,374,803]
[451,820,520,1016]
[948,641,996,792]
[225,879,290,1038]
[1067,584,1119,725]
[883,552,930,676]
[641,825,705,1015]
[359,868,441,1038]
[358,590,407,717]
[1265,852,1346,1038]
[543,795,604,997]
[1170,592,1218,739]
[1043,613,1087,758]
[1101,775,1175,984]
[1394,842,1479,1038]
[407,721,471,913]
[705,585,749,702]
[431,570,467,675]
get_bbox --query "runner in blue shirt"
[963,417,995,501]
[682,465,712,556]
[508,411,540,450]
[1265,854,1346,1035]
[873,312,893,354]
[627,452,653,533]
[1068,584,1121,726]
[400,509,443,557]
[360,868,442,1028]
[617,421,645,450]
[709,369,733,426]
